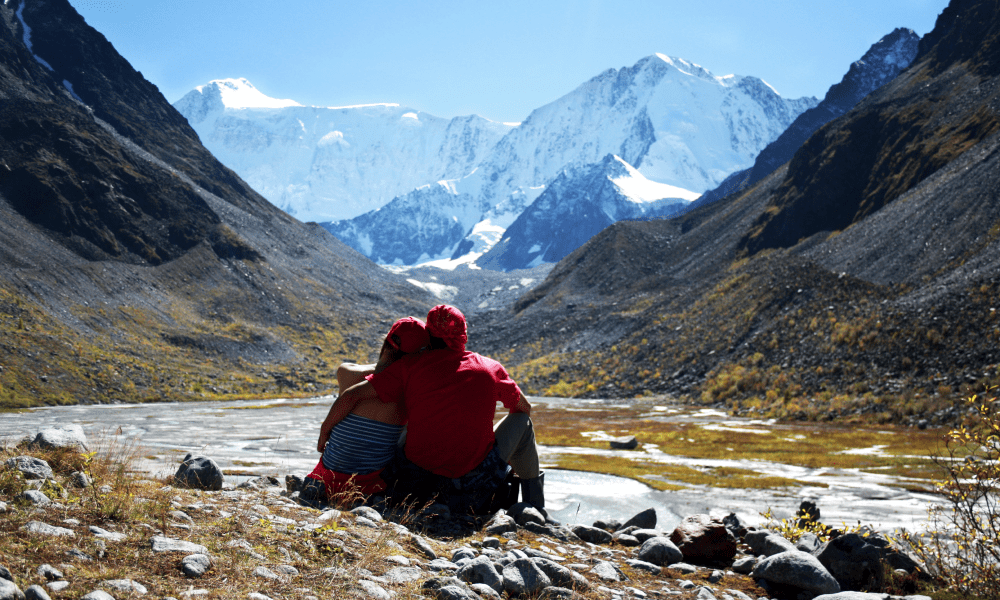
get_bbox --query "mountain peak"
[199,78,302,110]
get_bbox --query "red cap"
[386,317,429,353]
[426,304,467,352]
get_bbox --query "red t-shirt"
[366,349,521,478]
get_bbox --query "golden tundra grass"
[529,399,945,490]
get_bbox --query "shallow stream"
[1,396,943,533]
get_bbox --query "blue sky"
[69,0,948,124]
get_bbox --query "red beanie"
[426,305,467,352]
[386,317,429,353]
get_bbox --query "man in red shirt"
[326,304,543,513]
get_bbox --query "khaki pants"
[493,412,540,479]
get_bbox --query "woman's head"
[377,316,429,367]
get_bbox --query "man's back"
[369,347,521,477]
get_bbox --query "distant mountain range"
[176,56,819,267]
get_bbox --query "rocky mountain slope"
[690,28,921,210]
[320,55,818,266]
[472,0,1000,426]
[478,155,695,271]
[0,0,431,408]
[174,79,512,223]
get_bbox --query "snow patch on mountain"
[609,156,701,203]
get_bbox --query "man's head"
[426,304,467,352]
[386,316,429,354]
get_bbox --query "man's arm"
[509,391,531,416]
[317,380,380,453]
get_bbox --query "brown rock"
[669,514,737,563]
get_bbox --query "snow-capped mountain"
[174,79,512,222]
[479,154,697,270]
[692,28,921,208]
[326,54,817,266]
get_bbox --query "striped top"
[321,413,402,475]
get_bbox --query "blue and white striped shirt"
[322,413,402,474]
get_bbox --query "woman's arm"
[317,380,380,452]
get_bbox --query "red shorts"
[307,461,387,496]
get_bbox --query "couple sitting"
[303,304,544,515]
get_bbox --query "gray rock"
[636,536,683,566]
[0,502,6,513]
[36,565,62,581]
[631,528,661,542]
[410,534,437,559]
[622,508,657,530]
[32,425,88,451]
[508,502,546,526]
[350,506,383,522]
[20,490,50,507]
[731,556,757,574]
[722,590,754,600]
[532,557,589,590]
[80,593,115,600]
[253,566,280,581]
[468,583,502,599]
[451,547,477,563]
[273,565,298,576]
[150,536,207,554]
[481,537,501,549]
[169,510,194,524]
[421,577,476,600]
[744,530,798,556]
[0,578,24,600]
[101,579,147,595]
[173,454,223,491]
[592,518,622,532]
[796,532,822,553]
[668,562,699,574]
[484,514,517,536]
[722,513,750,540]
[70,471,92,488]
[613,533,641,547]
[813,594,933,600]
[502,558,551,596]
[588,560,621,582]
[457,556,504,592]
[708,569,724,583]
[624,559,661,574]
[609,435,639,450]
[815,533,885,591]
[181,554,212,577]
[89,526,126,542]
[0,566,11,582]
[357,580,390,600]
[23,585,50,600]
[569,524,612,544]
[65,549,94,561]
[751,550,841,596]
[538,587,585,600]
[382,567,423,583]
[427,558,460,573]
[43,583,67,594]
[22,521,75,538]
[5,456,54,480]
[696,588,718,600]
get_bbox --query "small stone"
[22,521,75,538]
[592,518,622,532]
[609,435,639,450]
[5,456,54,480]
[24,584,52,600]
[622,508,657,530]
[151,536,207,554]
[469,583,502,599]
[382,567,423,584]
[70,472,92,488]
[589,561,621,582]
[65,549,94,561]
[181,554,212,577]
[89,526,126,542]
[0,566,11,582]
[502,558,551,596]
[80,592,115,600]
[0,579,25,600]
[173,454,223,491]
[636,536,683,566]
[744,530,797,556]
[32,425,88,451]
[569,524,612,544]
[731,556,756,574]
[411,534,438,559]
[538,587,585,600]
[20,490,51,507]
[457,556,504,593]
[36,565,63,581]
[357,580,390,600]
[350,506,383,521]
[44,583,68,593]
[625,559,661,574]
[101,579,148,595]
[751,550,840,596]
[253,566,280,581]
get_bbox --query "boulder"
[5,456,53,480]
[621,507,657,530]
[796,532,823,553]
[669,514,738,563]
[609,435,639,450]
[722,512,750,540]
[635,536,683,566]
[0,578,24,600]
[181,554,212,577]
[501,558,551,596]
[569,524,612,544]
[31,425,88,452]
[456,556,503,593]
[173,454,223,491]
[751,550,840,596]
[23,586,49,600]
[745,530,798,556]
[531,557,589,590]
[814,533,885,591]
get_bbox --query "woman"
[300,317,428,506]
